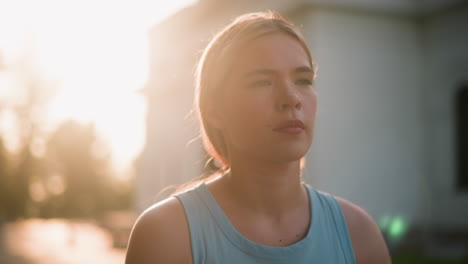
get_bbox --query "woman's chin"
[264,148,309,165]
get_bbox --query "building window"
[456,83,468,191]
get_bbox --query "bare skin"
[126,33,391,264]
[125,187,391,264]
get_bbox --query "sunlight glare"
[0,109,21,153]
[0,0,197,176]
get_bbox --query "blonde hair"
[195,11,314,176]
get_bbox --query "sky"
[0,0,196,178]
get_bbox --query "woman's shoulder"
[331,195,392,264]
[125,197,192,264]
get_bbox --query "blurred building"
[138,0,468,253]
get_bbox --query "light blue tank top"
[176,183,356,264]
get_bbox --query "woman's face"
[211,32,317,164]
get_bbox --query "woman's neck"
[208,158,307,218]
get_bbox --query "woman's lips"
[273,120,305,134]
[275,127,304,134]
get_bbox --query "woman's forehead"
[230,33,311,74]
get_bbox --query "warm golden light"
[0,0,197,177]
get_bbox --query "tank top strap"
[175,185,208,263]
[305,185,357,264]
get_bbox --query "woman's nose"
[277,81,302,111]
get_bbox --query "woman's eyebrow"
[295,66,314,74]
[243,66,314,78]
[244,68,275,78]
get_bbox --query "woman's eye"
[295,79,313,86]
[249,80,272,88]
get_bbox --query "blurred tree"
[46,120,113,218]
[7,63,52,219]
[1,32,134,220]
[0,34,56,219]
[0,51,6,221]
[0,138,10,221]
[8,147,37,219]
[0,36,55,220]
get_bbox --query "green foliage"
[0,138,10,221]
[393,255,468,264]
[0,119,134,220]
[379,215,409,243]
[43,120,132,218]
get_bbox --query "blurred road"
[0,219,125,264]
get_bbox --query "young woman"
[126,11,391,264]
